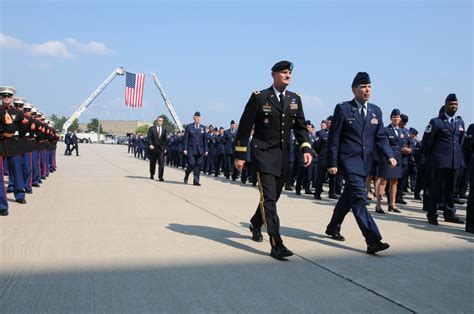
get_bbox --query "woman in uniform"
[375,109,403,214]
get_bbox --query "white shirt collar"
[354,98,368,109]
[444,113,455,122]
[273,85,286,99]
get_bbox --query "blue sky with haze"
[1,0,472,132]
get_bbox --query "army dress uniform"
[234,61,312,257]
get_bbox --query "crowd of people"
[0,86,59,216]
[126,62,472,260]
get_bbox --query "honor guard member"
[314,117,338,200]
[1,86,27,204]
[0,90,15,215]
[463,124,474,233]
[19,101,36,194]
[183,111,208,186]
[147,116,168,181]
[422,93,465,225]
[325,72,395,254]
[233,60,313,260]
[30,108,41,187]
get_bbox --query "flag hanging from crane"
[125,72,145,107]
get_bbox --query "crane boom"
[151,72,184,132]
[62,67,125,133]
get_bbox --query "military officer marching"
[234,60,313,260]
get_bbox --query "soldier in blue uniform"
[325,72,395,254]
[214,127,225,177]
[463,123,473,233]
[422,93,465,225]
[206,127,217,175]
[223,120,238,180]
[233,61,313,260]
[395,114,413,204]
[407,127,419,194]
[183,112,208,186]
[374,109,404,214]
[314,117,338,200]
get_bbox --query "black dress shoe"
[193,182,201,186]
[428,218,439,225]
[375,207,385,214]
[453,198,465,205]
[445,216,465,224]
[16,199,27,204]
[367,242,390,254]
[388,205,401,213]
[459,194,468,200]
[270,245,293,260]
[284,185,293,191]
[395,199,407,205]
[328,194,339,200]
[314,195,322,200]
[0,210,8,216]
[325,230,345,241]
[414,194,422,200]
[150,175,154,180]
[465,228,474,234]
[249,225,263,242]
[295,189,301,196]
[32,183,40,187]
[159,178,164,182]
[304,189,313,195]
[25,190,33,194]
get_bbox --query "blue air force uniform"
[326,73,394,249]
[422,94,465,224]
[377,124,403,179]
[183,114,208,184]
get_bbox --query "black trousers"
[466,168,473,231]
[428,168,457,220]
[214,153,224,176]
[70,144,79,156]
[251,171,287,247]
[396,164,408,200]
[314,162,335,196]
[149,150,164,179]
[224,154,237,179]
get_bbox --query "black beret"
[400,114,408,123]
[219,126,224,130]
[326,115,333,121]
[390,109,401,117]
[305,120,312,126]
[213,127,218,131]
[194,111,201,116]
[271,60,293,72]
[321,120,326,124]
[409,127,418,135]
[445,93,457,102]
[230,120,236,124]
[352,72,371,87]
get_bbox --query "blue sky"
[1,0,472,133]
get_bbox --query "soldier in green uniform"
[234,61,313,260]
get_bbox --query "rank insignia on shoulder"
[425,124,432,133]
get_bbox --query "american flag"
[125,72,145,107]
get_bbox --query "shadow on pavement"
[166,223,268,257]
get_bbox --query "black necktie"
[450,118,455,129]
[361,105,366,122]
[279,93,285,109]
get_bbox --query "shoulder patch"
[425,124,432,133]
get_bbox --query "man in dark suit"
[234,60,313,260]
[64,130,72,155]
[463,123,473,233]
[147,116,168,181]
[422,93,465,225]
[183,112,208,186]
[326,72,395,255]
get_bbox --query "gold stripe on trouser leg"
[257,171,276,246]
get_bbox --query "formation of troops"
[128,61,473,260]
[0,86,59,216]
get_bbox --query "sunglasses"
[1,94,13,98]
[24,109,32,112]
